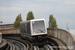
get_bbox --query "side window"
[25,23,26,26]
[27,22,31,34]
[25,23,27,33]
[20,23,23,33]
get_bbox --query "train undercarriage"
[21,34,48,47]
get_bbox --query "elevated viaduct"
[0,28,75,50]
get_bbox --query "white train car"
[20,19,47,42]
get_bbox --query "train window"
[32,21,35,24]
[25,23,26,26]
[27,22,31,34]
[25,23,27,33]
[32,20,46,34]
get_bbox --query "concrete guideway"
[1,28,75,50]
[0,32,8,50]
[47,28,75,50]
[0,39,8,50]
[6,39,26,50]
[49,37,68,50]
[4,37,33,50]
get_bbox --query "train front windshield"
[32,20,46,34]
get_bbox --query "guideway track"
[32,38,59,50]
[4,37,60,50]
[33,44,53,50]
[4,37,33,50]
[6,39,26,50]
[48,38,59,50]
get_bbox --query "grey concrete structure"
[1,28,75,50]
[49,37,67,50]
[1,28,20,34]
[47,28,75,50]
[0,39,8,50]
[0,32,2,43]
[0,32,8,50]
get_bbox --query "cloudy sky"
[0,0,75,29]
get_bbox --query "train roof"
[30,18,45,21]
[20,20,30,23]
[20,19,45,23]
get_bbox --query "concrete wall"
[0,28,20,34]
[47,28,75,50]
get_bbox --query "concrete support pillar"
[0,32,2,44]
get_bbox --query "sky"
[0,0,75,30]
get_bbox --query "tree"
[49,14,57,28]
[14,13,22,28]
[26,11,34,20]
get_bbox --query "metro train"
[20,19,47,42]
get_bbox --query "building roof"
[0,24,13,27]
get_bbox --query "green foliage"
[14,13,22,28]
[49,14,57,28]
[26,11,34,20]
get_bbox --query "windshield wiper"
[38,29,44,33]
